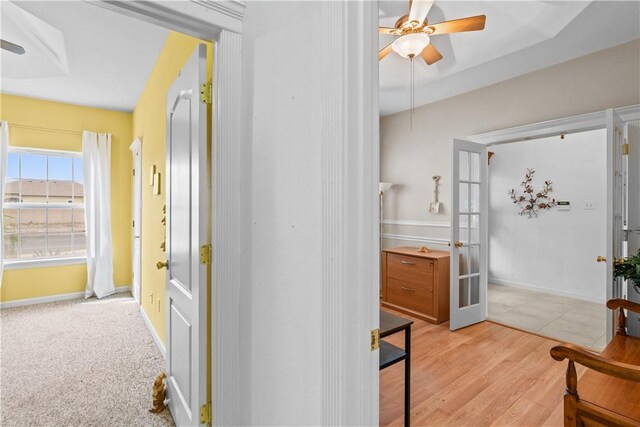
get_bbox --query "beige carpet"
[0,293,174,427]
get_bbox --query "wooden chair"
[550,299,640,426]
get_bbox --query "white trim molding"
[321,1,379,425]
[382,219,450,228]
[469,104,640,145]
[93,2,246,425]
[139,305,166,358]
[382,233,450,246]
[3,256,86,270]
[212,29,243,426]
[0,285,130,309]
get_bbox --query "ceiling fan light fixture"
[391,33,430,59]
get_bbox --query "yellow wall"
[0,94,133,301]
[132,32,212,343]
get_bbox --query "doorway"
[130,138,142,303]
[486,129,608,350]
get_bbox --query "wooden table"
[380,311,413,426]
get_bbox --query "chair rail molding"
[321,0,379,425]
[382,233,450,246]
[469,104,640,146]
[93,2,245,425]
[383,219,451,228]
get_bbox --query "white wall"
[488,129,607,302]
[242,2,323,424]
[240,2,379,425]
[381,39,640,250]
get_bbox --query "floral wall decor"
[508,168,556,218]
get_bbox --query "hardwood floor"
[380,308,587,426]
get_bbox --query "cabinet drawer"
[387,253,433,289]
[386,278,433,316]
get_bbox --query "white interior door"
[625,122,639,257]
[130,138,142,303]
[606,109,626,342]
[450,139,488,330]
[165,45,208,426]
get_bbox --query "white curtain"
[82,131,115,299]
[0,122,8,287]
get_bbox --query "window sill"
[3,257,86,270]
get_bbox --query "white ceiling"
[1,1,169,112]
[379,1,640,116]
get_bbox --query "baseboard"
[139,305,166,359]
[0,285,131,309]
[489,278,603,304]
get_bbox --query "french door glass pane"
[459,246,469,276]
[469,214,480,244]
[470,183,480,213]
[470,275,480,305]
[459,214,469,243]
[459,151,469,181]
[459,183,469,213]
[469,245,480,275]
[459,278,469,308]
[470,152,480,182]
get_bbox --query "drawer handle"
[400,286,415,292]
[401,261,415,265]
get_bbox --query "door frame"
[469,105,640,341]
[91,1,380,425]
[91,2,245,424]
[129,137,142,304]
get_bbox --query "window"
[3,148,85,263]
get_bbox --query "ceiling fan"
[379,0,486,65]
[1,39,25,55]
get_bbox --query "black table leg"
[405,324,411,427]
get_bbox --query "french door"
[605,108,626,342]
[450,139,488,330]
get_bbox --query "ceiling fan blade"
[427,15,486,36]
[409,0,435,25]
[379,42,394,61]
[1,39,25,55]
[420,43,442,65]
[379,27,397,35]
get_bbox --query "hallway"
[0,294,173,426]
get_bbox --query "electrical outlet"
[584,200,595,210]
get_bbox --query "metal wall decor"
[508,168,556,218]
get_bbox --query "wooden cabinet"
[381,246,450,324]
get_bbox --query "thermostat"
[557,201,570,211]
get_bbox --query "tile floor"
[487,283,607,350]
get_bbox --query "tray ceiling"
[379,1,640,116]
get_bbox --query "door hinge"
[200,244,211,264]
[133,169,135,176]
[199,401,212,425]
[200,83,212,104]
[623,143,630,156]
[371,328,380,351]
[132,220,135,228]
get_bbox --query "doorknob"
[156,260,169,270]
[454,241,464,248]
[596,256,607,263]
